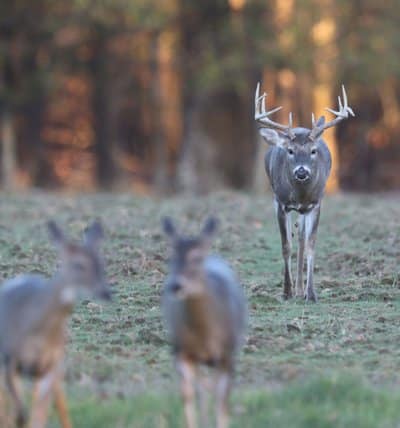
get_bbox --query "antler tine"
[311,112,316,127]
[254,82,295,138]
[309,84,355,140]
[342,84,348,107]
[338,95,343,111]
[347,106,355,117]
[254,82,260,116]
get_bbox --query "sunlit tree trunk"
[155,18,182,194]
[379,78,400,130]
[311,0,339,192]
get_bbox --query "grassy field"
[0,191,399,427]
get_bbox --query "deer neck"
[49,272,78,311]
[184,291,214,332]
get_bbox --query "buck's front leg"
[295,214,305,297]
[275,201,293,299]
[304,205,321,302]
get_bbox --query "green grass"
[59,376,400,428]
[0,191,399,427]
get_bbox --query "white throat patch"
[60,287,77,305]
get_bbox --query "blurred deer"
[254,83,354,301]
[162,217,247,428]
[0,221,111,428]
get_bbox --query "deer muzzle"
[293,165,311,182]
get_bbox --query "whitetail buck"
[0,221,111,428]
[254,83,354,301]
[162,217,247,428]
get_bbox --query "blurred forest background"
[0,0,399,194]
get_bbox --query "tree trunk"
[252,70,276,193]
[150,33,168,194]
[379,78,400,130]
[1,109,17,191]
[155,20,183,194]
[311,0,339,192]
[89,31,114,189]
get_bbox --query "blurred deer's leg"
[295,214,305,297]
[177,357,197,428]
[29,370,56,428]
[53,379,72,428]
[197,374,211,428]
[304,205,320,302]
[215,370,231,428]
[275,200,293,299]
[5,363,26,428]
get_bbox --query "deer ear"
[201,217,218,248]
[162,217,177,239]
[47,221,66,248]
[84,221,104,247]
[202,217,218,237]
[258,128,285,147]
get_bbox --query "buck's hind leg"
[295,214,306,297]
[275,200,293,299]
[304,205,321,302]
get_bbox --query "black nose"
[169,281,183,294]
[295,167,309,180]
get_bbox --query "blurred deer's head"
[162,217,218,298]
[47,220,111,300]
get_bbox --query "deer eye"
[287,148,294,156]
[311,149,317,155]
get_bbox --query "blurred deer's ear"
[84,221,104,247]
[47,221,66,248]
[162,217,177,239]
[201,217,218,241]
[258,128,286,147]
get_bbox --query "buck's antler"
[309,85,355,141]
[254,82,295,139]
